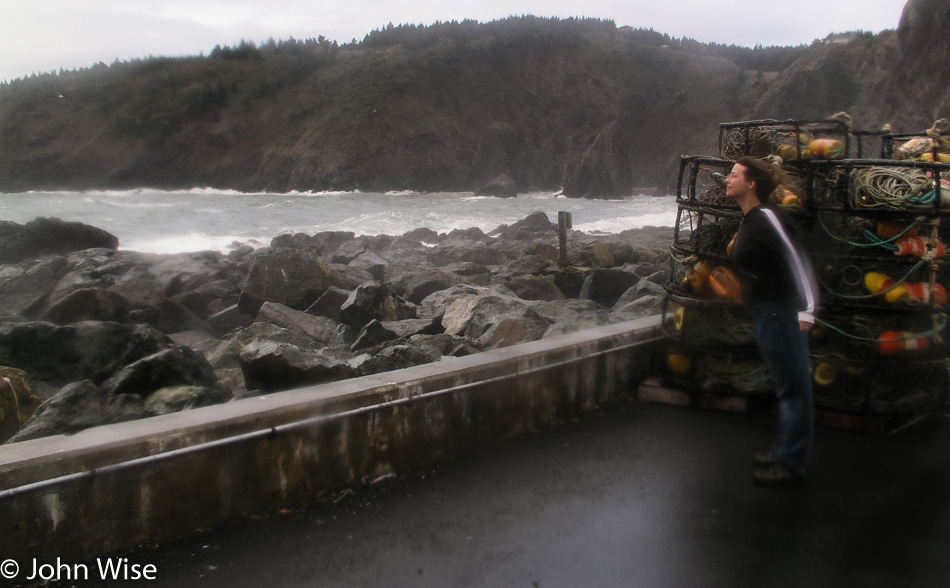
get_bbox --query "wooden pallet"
[637,377,772,413]
[814,408,929,436]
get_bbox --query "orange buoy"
[805,138,845,160]
[902,282,948,305]
[893,236,947,258]
[666,353,692,375]
[878,331,929,355]
[775,144,799,161]
[864,272,912,303]
[709,266,743,302]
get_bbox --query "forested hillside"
[0,0,946,196]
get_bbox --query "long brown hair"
[736,156,784,202]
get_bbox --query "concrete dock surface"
[50,400,950,588]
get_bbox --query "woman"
[725,156,818,486]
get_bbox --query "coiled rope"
[852,167,935,210]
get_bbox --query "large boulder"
[475,173,518,198]
[100,346,220,399]
[238,248,341,316]
[571,241,616,268]
[144,385,231,415]
[350,320,399,352]
[5,380,104,443]
[36,249,166,320]
[0,218,118,264]
[239,341,355,392]
[339,282,416,329]
[0,321,169,390]
[305,286,352,322]
[502,275,566,301]
[441,292,543,340]
[489,211,557,241]
[0,367,43,443]
[404,270,459,305]
[256,302,349,346]
[45,288,130,323]
[579,267,641,307]
[355,345,442,377]
[0,255,68,320]
[478,316,548,349]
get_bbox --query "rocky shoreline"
[0,213,672,444]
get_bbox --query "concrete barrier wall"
[0,316,664,562]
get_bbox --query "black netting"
[811,357,950,415]
[719,119,849,161]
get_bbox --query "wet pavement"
[70,400,950,587]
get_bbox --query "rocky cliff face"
[0,4,944,197]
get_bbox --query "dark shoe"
[752,451,782,467]
[753,463,803,486]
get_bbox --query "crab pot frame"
[664,346,774,395]
[811,356,950,415]
[672,204,741,258]
[662,295,755,347]
[811,251,949,309]
[804,159,950,214]
[719,118,850,161]
[882,131,950,160]
[676,155,737,209]
[666,246,743,302]
[811,210,950,258]
[811,305,948,360]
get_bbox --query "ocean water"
[0,189,678,254]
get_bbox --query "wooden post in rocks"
[557,211,572,267]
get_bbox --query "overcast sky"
[0,0,907,82]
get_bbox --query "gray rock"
[579,267,641,307]
[239,340,355,392]
[238,247,341,316]
[351,320,399,352]
[100,346,219,398]
[257,302,346,346]
[349,250,390,281]
[6,380,103,443]
[45,288,130,323]
[475,173,518,198]
[356,345,441,377]
[0,367,43,443]
[379,317,443,339]
[0,217,118,265]
[339,282,416,329]
[417,284,487,321]
[0,320,170,387]
[305,286,352,322]
[144,385,231,415]
[103,393,147,424]
[502,274,566,301]
[478,316,548,349]
[404,269,459,305]
[0,255,68,319]
[442,292,540,339]
[207,304,255,337]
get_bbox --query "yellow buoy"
[666,353,692,375]
[673,307,687,331]
[814,362,837,386]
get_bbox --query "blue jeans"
[750,300,814,477]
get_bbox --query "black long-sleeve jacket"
[729,205,818,323]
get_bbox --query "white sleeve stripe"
[760,209,817,315]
